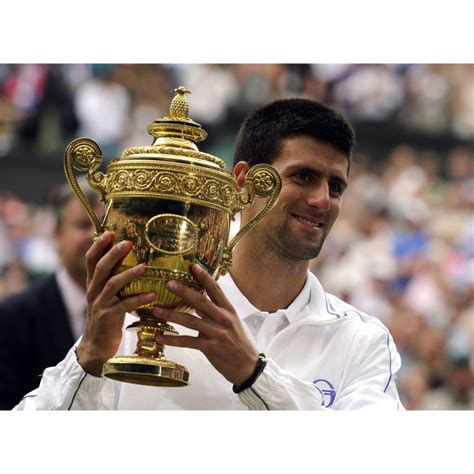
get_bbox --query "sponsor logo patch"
[313,378,336,408]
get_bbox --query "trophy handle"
[218,164,281,276]
[64,137,107,236]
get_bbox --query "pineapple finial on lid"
[170,86,191,120]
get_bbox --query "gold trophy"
[64,86,281,387]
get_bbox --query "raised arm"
[15,232,155,410]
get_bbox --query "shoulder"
[0,274,59,317]
[326,293,401,377]
[325,292,393,344]
[304,273,397,356]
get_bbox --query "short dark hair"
[233,98,356,170]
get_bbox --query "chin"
[280,242,324,261]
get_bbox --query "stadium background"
[0,63,472,409]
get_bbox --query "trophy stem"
[102,310,189,387]
[131,314,171,359]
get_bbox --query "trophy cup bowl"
[64,86,281,387]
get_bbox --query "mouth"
[291,213,324,230]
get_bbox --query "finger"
[190,264,234,311]
[85,231,115,285]
[154,333,201,350]
[96,263,147,305]
[152,307,214,336]
[165,280,221,322]
[113,291,156,315]
[88,239,133,301]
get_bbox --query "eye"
[329,181,344,196]
[292,172,314,184]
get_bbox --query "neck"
[73,274,87,291]
[229,235,309,312]
[64,267,86,292]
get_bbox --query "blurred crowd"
[1,64,474,162]
[0,64,473,409]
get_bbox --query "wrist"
[232,353,267,394]
[75,344,106,377]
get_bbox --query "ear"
[233,161,250,191]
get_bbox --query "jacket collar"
[219,271,340,325]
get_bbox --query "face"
[242,136,349,261]
[55,197,102,287]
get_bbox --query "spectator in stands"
[0,181,102,409]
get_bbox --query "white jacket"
[14,272,404,410]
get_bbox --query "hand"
[76,231,156,376]
[153,264,260,386]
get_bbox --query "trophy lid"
[120,86,226,170]
[147,86,207,142]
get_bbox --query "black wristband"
[232,353,267,394]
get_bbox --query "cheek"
[275,187,299,208]
[60,228,93,251]
[329,202,341,223]
[78,229,95,247]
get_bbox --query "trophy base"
[103,356,189,387]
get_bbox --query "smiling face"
[242,135,349,262]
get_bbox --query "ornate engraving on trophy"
[73,145,96,168]
[104,165,239,213]
[145,214,197,255]
[254,169,277,193]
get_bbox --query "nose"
[306,182,331,212]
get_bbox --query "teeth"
[294,215,322,228]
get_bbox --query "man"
[0,181,101,409]
[15,98,404,410]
